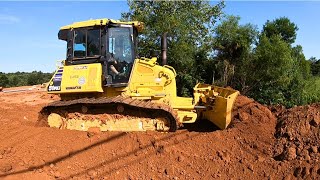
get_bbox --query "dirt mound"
[273,103,320,161]
[272,103,320,178]
[231,95,277,160]
[233,95,275,125]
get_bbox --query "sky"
[0,1,319,73]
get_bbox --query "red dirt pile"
[272,103,320,179]
[231,95,277,158]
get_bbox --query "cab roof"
[60,18,144,32]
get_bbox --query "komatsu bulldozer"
[39,18,239,132]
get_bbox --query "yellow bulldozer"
[39,18,239,132]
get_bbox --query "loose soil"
[0,86,319,179]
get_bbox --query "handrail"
[163,65,177,77]
[56,60,65,68]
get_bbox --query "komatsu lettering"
[66,86,81,90]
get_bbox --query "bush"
[302,77,320,104]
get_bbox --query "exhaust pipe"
[161,32,168,65]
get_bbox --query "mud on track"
[0,86,319,179]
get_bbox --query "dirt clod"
[311,146,318,153]
[54,171,61,178]
[0,164,12,173]
[177,155,184,162]
[247,164,254,171]
[310,116,320,127]
[87,170,98,178]
[284,146,297,161]
[49,163,55,168]
[87,127,101,138]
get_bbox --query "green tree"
[302,77,320,104]
[122,0,224,96]
[310,57,320,76]
[248,34,294,105]
[291,45,311,79]
[0,73,9,87]
[8,75,20,87]
[0,71,53,87]
[262,17,298,45]
[309,57,318,63]
[280,45,311,106]
[212,15,258,91]
[26,71,50,85]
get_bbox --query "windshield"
[74,29,100,58]
[106,26,134,84]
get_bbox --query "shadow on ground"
[182,119,220,132]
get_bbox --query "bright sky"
[0,1,319,73]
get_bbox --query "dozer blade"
[194,84,239,129]
[208,86,239,129]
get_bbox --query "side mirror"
[58,29,68,41]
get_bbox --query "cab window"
[73,29,100,58]
[106,27,134,84]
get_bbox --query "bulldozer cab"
[58,19,140,87]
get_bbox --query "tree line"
[0,71,53,88]
[123,0,320,107]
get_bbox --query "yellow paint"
[60,18,144,32]
[127,57,177,100]
[176,110,197,123]
[48,63,103,94]
[194,84,239,129]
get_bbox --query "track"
[38,96,181,132]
